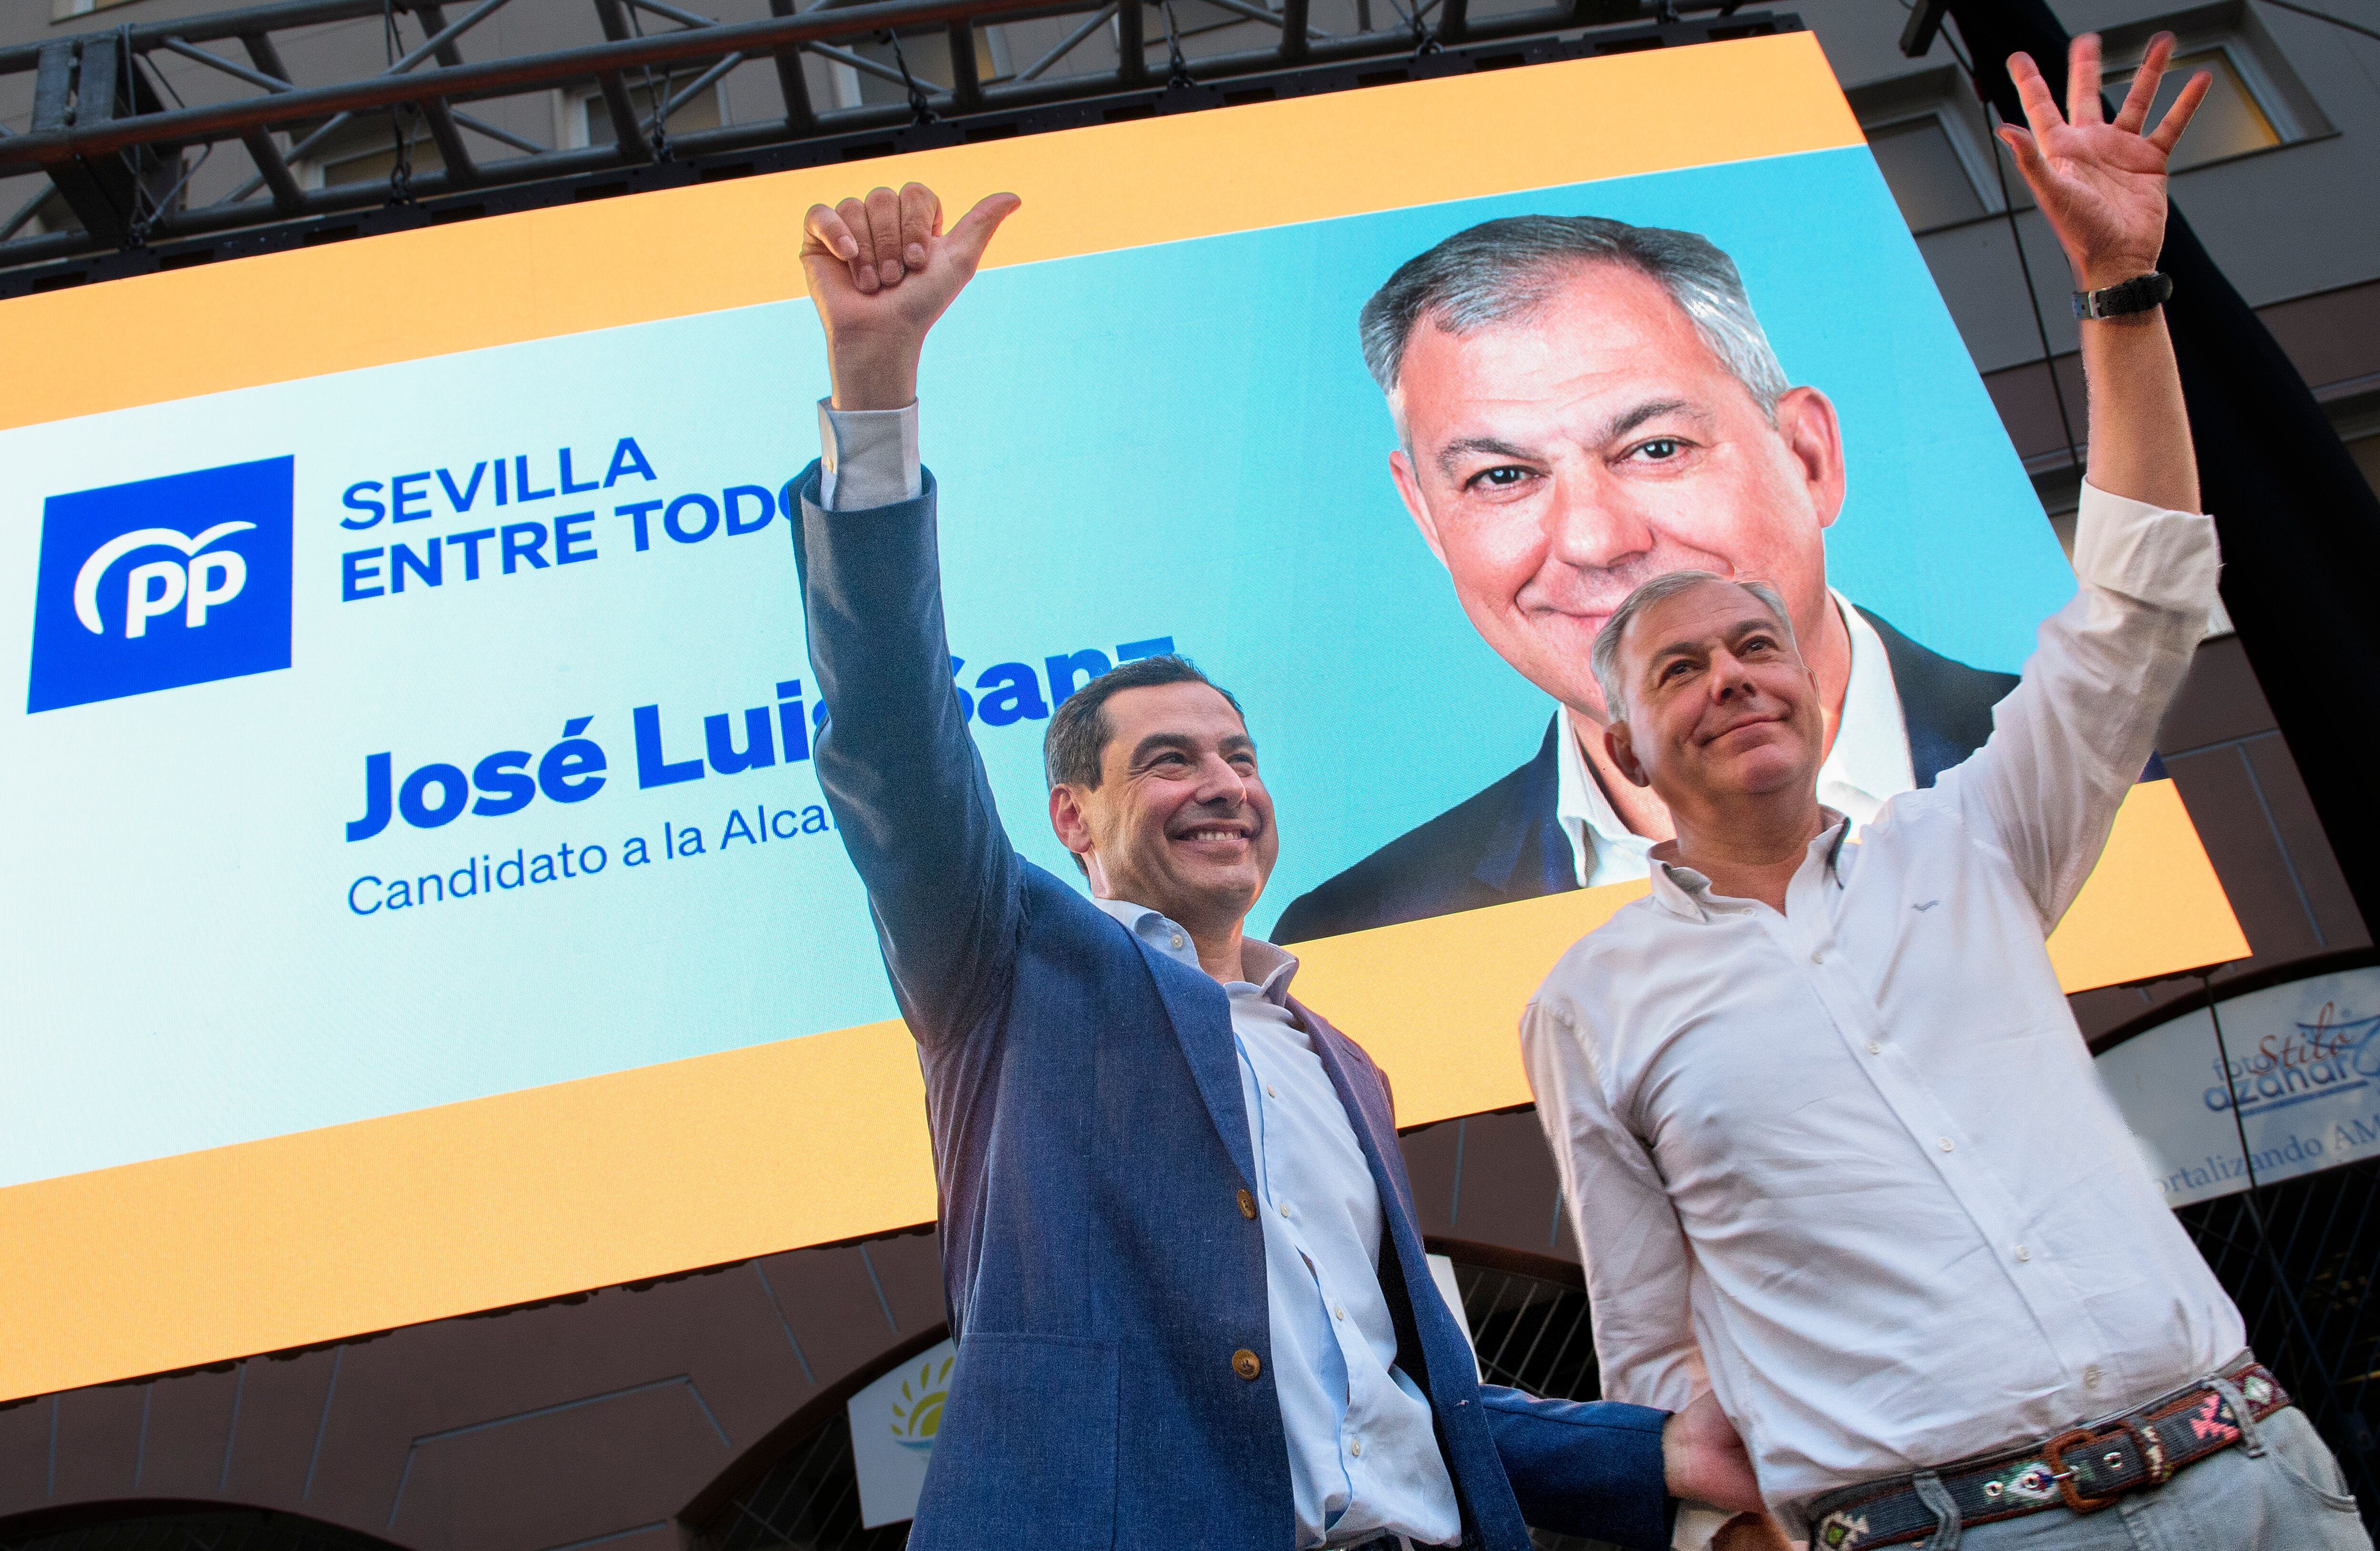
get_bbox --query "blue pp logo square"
[26,456,296,714]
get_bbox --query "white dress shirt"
[818,401,1460,1549]
[1093,900,1461,1549]
[1555,593,1919,887]
[1521,483,2241,1526]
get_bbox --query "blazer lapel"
[1856,604,2021,788]
[1294,1000,1467,1366]
[1479,715,1578,900]
[1130,935,1259,1190]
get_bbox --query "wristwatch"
[2073,271,2174,320]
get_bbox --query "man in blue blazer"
[787,182,1763,1551]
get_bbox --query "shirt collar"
[1554,590,1915,885]
[1089,896,1299,1005]
[1646,811,1851,922]
[1825,594,1918,823]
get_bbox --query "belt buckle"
[2041,1421,2138,1515]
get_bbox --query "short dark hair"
[1043,654,1245,790]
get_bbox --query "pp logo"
[26,456,295,713]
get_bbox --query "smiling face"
[1603,577,1825,815]
[1048,681,1278,935]
[1387,261,1846,724]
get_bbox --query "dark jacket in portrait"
[1272,609,2022,945]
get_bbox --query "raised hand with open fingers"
[799,183,1022,410]
[1998,32,2210,291]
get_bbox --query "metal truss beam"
[0,0,1798,293]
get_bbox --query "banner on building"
[2097,965,2380,1208]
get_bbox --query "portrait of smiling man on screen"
[1274,215,2026,945]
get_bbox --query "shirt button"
[1867,1040,1882,1055]
[2015,1244,2032,1262]
[2084,1365,2103,1388]
[1278,1202,1293,1219]
[1333,1305,1346,1321]
[1266,1086,1277,1098]
[1938,1138,1955,1153]
[1232,1348,1262,1381]
[1236,1188,1256,1220]
[1170,933,1185,949]
[1349,1438,1363,1457]
[1810,948,1826,964]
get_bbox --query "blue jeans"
[1914,1407,2369,1550]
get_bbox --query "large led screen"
[0,32,2246,1400]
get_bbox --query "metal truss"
[0,0,1793,294]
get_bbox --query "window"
[2107,47,2285,171]
[292,118,446,191]
[1866,114,1990,232]
[318,140,444,190]
[51,0,142,19]
[569,78,726,150]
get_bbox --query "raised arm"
[2001,32,2206,512]
[1943,35,2222,925]
[793,185,1025,1047]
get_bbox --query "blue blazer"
[791,466,1674,1551]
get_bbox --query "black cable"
[1984,101,2083,474]
[1379,0,1437,54]
[125,46,212,235]
[1933,11,2084,475]
[380,0,422,205]
[883,28,935,123]
[1158,0,1195,88]
[625,2,680,162]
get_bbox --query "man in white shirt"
[1519,34,2370,1551]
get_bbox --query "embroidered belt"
[1806,1357,2290,1550]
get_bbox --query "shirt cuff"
[2070,478,2221,616]
[1671,1507,1734,1550]
[817,398,922,511]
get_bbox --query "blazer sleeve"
[790,461,1023,1048]
[1478,1387,1676,1551]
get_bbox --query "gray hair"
[1591,571,1797,722]
[1359,215,1790,424]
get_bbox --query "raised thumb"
[946,192,1023,270]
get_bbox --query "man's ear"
[1774,386,1846,531]
[1049,785,1095,863]
[1389,447,1449,568]
[1604,720,1653,789]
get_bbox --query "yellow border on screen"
[0,32,1859,432]
[0,781,2243,1401]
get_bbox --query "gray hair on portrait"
[1591,571,1798,726]
[1359,215,1791,425]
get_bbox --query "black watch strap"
[2073,271,2174,320]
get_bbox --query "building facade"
[3,0,2375,1546]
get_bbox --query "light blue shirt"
[1092,899,1461,1549]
